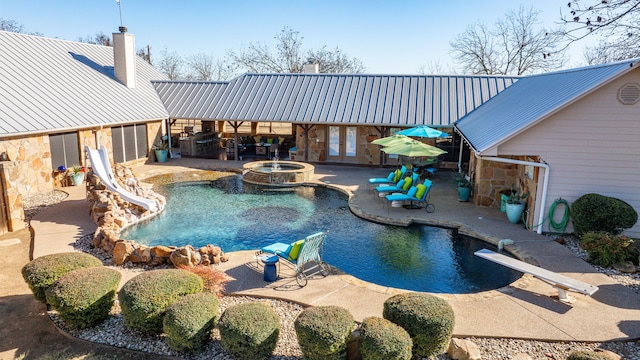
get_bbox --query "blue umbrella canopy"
[397,126,450,138]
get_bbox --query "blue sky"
[2,0,592,74]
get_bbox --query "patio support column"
[298,124,315,162]
[226,121,244,160]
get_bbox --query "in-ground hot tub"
[242,160,314,186]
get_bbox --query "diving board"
[475,248,599,302]
[85,145,158,212]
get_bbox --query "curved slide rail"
[85,146,158,212]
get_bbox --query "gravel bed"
[27,191,640,359]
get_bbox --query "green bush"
[118,269,203,334]
[22,252,103,303]
[567,350,611,360]
[45,267,121,329]
[163,292,219,353]
[359,317,412,360]
[218,302,280,360]
[383,293,454,357]
[580,231,634,267]
[294,306,354,360]
[571,193,638,237]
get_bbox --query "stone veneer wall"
[473,154,538,226]
[0,134,55,232]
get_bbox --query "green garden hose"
[524,198,570,233]
[548,198,570,233]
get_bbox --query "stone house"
[455,59,640,238]
[0,29,168,234]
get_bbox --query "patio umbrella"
[370,134,412,147]
[381,137,447,158]
[396,125,450,138]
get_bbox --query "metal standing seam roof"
[455,59,640,154]
[153,73,519,127]
[0,31,169,138]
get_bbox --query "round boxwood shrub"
[45,267,121,329]
[359,317,412,360]
[383,293,454,357]
[118,269,203,334]
[567,350,611,360]
[294,305,354,360]
[163,292,219,353]
[218,302,280,360]
[22,252,103,303]
[571,193,638,237]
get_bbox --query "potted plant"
[456,173,473,202]
[505,184,529,224]
[68,165,85,186]
[152,138,169,163]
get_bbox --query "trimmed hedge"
[567,350,611,360]
[218,302,280,360]
[383,293,454,357]
[163,292,219,353]
[45,267,121,329]
[22,252,103,303]
[294,306,354,360]
[571,193,638,237]
[359,317,412,360]
[118,269,203,334]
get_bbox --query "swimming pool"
[122,174,521,293]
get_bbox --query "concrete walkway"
[31,158,640,342]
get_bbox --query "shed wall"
[499,68,640,237]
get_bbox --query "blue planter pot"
[69,173,85,186]
[458,186,471,202]
[506,202,525,224]
[155,149,168,163]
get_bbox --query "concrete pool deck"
[31,158,640,342]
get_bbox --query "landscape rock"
[613,261,636,274]
[112,240,134,265]
[448,338,481,360]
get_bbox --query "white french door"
[327,126,357,162]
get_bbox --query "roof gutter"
[474,153,550,235]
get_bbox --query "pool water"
[122,175,521,293]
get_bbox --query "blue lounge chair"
[367,165,406,189]
[385,180,435,212]
[374,172,419,197]
[257,232,330,287]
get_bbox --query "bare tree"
[560,0,640,64]
[137,45,152,64]
[450,7,565,75]
[0,18,42,35]
[157,48,183,80]
[417,61,458,75]
[228,27,365,74]
[306,46,366,73]
[78,32,112,46]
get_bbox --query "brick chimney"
[112,26,136,88]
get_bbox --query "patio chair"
[385,180,435,212]
[374,172,418,198]
[367,165,406,190]
[256,231,330,287]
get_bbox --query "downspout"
[475,153,550,235]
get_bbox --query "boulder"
[447,338,481,360]
[170,245,200,267]
[113,240,134,265]
[613,261,636,274]
[595,349,622,360]
[151,245,173,257]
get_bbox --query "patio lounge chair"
[385,180,435,212]
[367,165,407,189]
[374,172,419,197]
[256,232,330,287]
